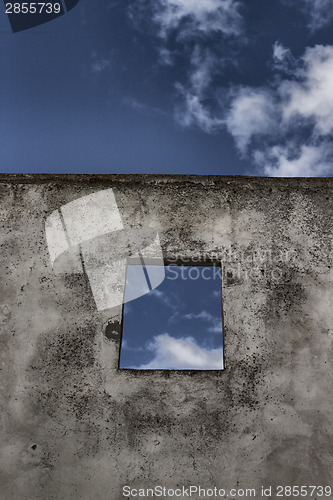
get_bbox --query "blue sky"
[1,0,333,176]
[119,265,223,369]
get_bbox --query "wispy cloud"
[272,41,298,74]
[225,44,333,176]
[174,46,225,132]
[121,339,144,352]
[128,0,244,128]
[183,310,222,333]
[282,0,333,32]
[183,310,215,321]
[124,303,133,315]
[133,333,223,369]
[123,96,167,117]
[208,321,223,333]
[129,0,244,40]
[91,51,113,74]
[92,59,112,74]
[150,288,177,309]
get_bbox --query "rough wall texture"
[0,174,332,500]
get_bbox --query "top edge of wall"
[0,172,333,188]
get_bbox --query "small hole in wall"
[31,444,37,450]
[104,321,121,341]
[119,263,224,370]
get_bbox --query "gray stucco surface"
[0,174,332,499]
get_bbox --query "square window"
[119,264,224,370]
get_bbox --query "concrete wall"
[0,174,332,499]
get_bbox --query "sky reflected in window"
[119,265,224,370]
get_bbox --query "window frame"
[117,257,225,372]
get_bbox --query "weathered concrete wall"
[0,174,332,499]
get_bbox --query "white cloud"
[281,45,333,136]
[225,87,277,154]
[255,142,333,177]
[134,333,224,369]
[225,44,333,176]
